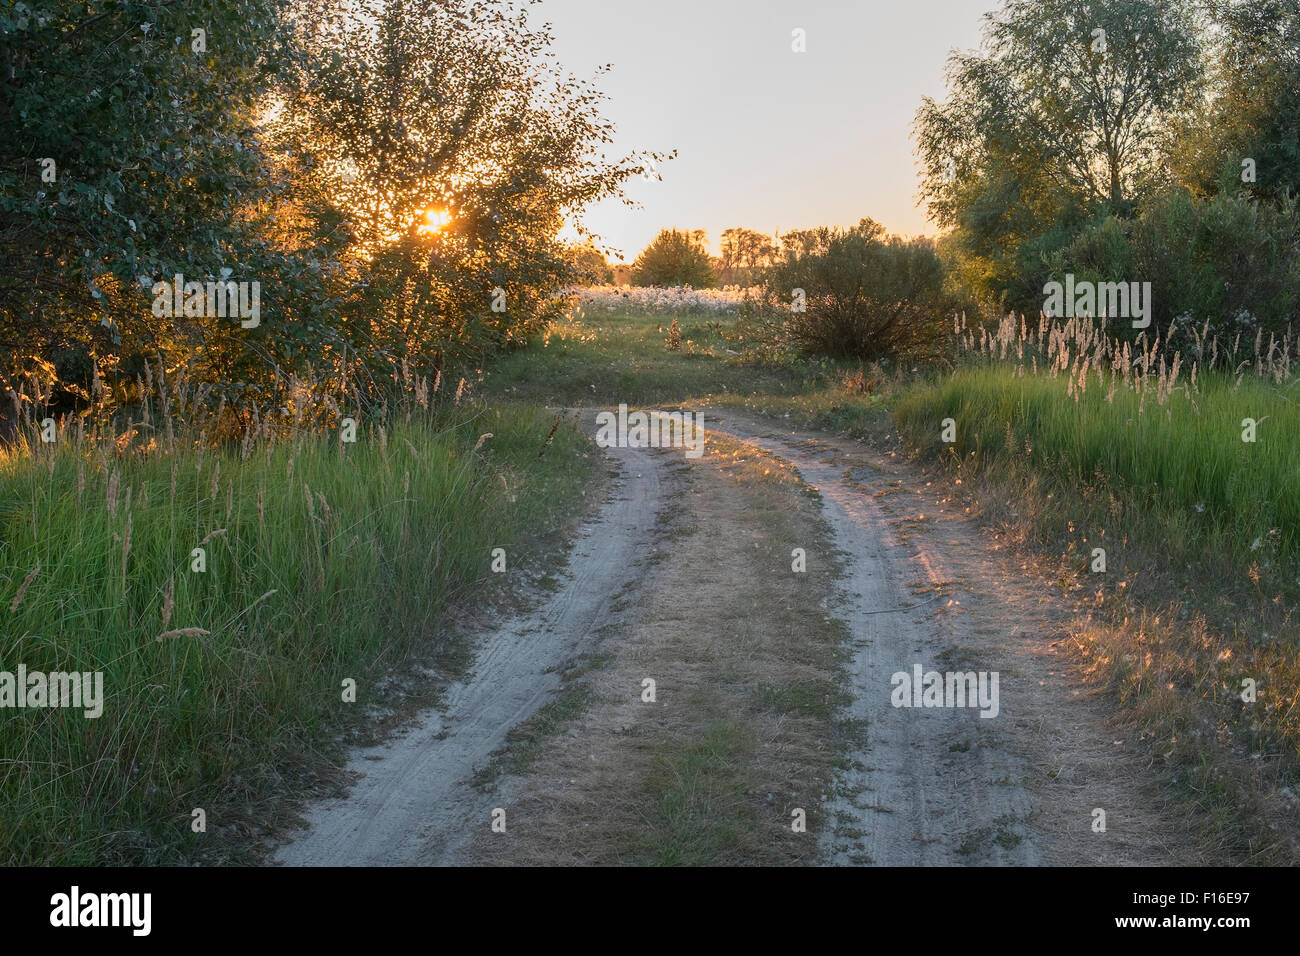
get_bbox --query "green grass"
[894,366,1300,573]
[892,363,1300,859]
[483,310,800,407]
[0,402,600,864]
[751,681,841,721]
[640,721,755,867]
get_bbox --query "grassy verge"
[893,365,1300,861]
[0,401,601,864]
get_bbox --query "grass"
[892,364,1300,757]
[886,320,1300,861]
[11,295,1296,864]
[483,308,801,407]
[0,397,601,865]
[894,366,1300,579]
[640,721,755,866]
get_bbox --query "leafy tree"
[718,227,775,284]
[0,0,662,417]
[631,228,716,287]
[569,243,614,285]
[0,0,298,400]
[763,218,951,360]
[1050,189,1300,336]
[1172,0,1300,204]
[278,0,664,372]
[915,0,1204,309]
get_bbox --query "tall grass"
[898,311,1300,582]
[0,372,598,864]
[896,367,1300,573]
[893,313,1300,857]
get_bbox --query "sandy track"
[706,411,1184,865]
[273,438,665,866]
[707,415,1037,864]
[275,407,1184,866]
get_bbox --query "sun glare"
[418,207,451,234]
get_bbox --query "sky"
[538,0,991,262]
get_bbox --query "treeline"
[0,0,660,428]
[617,227,777,288]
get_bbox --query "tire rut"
[273,437,666,866]
[706,410,1182,865]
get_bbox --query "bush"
[761,218,952,360]
[631,229,716,287]
[1050,190,1300,338]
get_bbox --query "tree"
[1172,0,1300,204]
[914,0,1204,309]
[279,0,666,370]
[0,0,665,413]
[569,243,614,285]
[0,0,298,397]
[630,229,716,287]
[719,227,775,284]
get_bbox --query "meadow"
[0,375,600,865]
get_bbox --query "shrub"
[761,218,952,360]
[1049,190,1300,339]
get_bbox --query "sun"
[418,207,451,234]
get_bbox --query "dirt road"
[274,432,668,866]
[273,409,1188,866]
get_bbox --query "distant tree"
[569,244,614,284]
[719,227,775,283]
[631,229,716,287]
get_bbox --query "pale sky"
[540,0,990,262]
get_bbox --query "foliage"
[569,244,615,285]
[1172,0,1300,204]
[761,219,952,360]
[631,228,716,287]
[914,0,1203,311]
[717,227,776,285]
[0,0,662,420]
[1049,190,1300,336]
[0,0,302,403]
[0,374,600,864]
